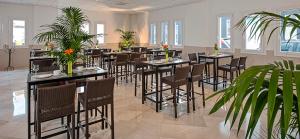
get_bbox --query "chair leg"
[111,103,115,139]
[191,81,196,111]
[134,74,137,96]
[105,105,108,128]
[101,106,105,129]
[187,84,190,113]
[172,87,177,118]
[67,116,70,139]
[125,64,128,83]
[37,121,41,139]
[201,80,205,107]
[116,66,119,85]
[85,108,90,138]
[72,114,75,139]
[160,73,163,110]
[77,102,80,139]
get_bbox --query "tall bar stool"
[218,58,240,85]
[129,53,143,82]
[91,49,101,66]
[238,57,247,75]
[36,83,76,139]
[189,64,206,110]
[161,66,191,118]
[77,78,115,139]
[198,52,214,80]
[114,54,129,85]
[188,53,198,65]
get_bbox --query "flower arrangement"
[162,44,169,61]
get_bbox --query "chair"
[238,57,247,75]
[129,53,143,82]
[188,53,198,65]
[114,54,129,85]
[189,64,206,110]
[77,78,115,139]
[91,49,102,66]
[161,66,191,118]
[198,52,214,81]
[132,47,141,52]
[218,58,239,84]
[36,83,76,139]
[133,57,155,96]
[31,59,57,73]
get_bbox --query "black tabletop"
[27,67,108,85]
[141,59,190,67]
[198,53,233,59]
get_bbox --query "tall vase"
[165,51,169,62]
[67,61,73,74]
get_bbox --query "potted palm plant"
[33,7,95,74]
[208,11,300,139]
[116,29,135,51]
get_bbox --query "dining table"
[141,59,190,112]
[26,67,108,139]
[198,53,233,91]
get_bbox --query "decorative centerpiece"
[33,7,96,74]
[213,43,219,55]
[162,44,169,62]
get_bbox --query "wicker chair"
[198,52,214,79]
[36,83,76,139]
[77,78,115,139]
[91,49,102,66]
[188,53,198,65]
[189,64,206,110]
[114,54,129,85]
[129,53,143,81]
[218,58,239,84]
[161,66,191,118]
[238,57,247,75]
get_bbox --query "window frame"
[95,22,105,45]
[149,23,157,46]
[81,21,91,34]
[11,19,27,47]
[161,21,169,45]
[275,8,300,57]
[173,20,183,47]
[217,14,233,52]
[241,15,265,55]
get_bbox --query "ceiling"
[0,0,203,12]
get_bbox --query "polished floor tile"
[0,69,266,139]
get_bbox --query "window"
[218,16,231,49]
[81,22,90,34]
[280,9,300,53]
[245,16,261,50]
[174,21,183,46]
[161,22,168,44]
[96,24,104,44]
[150,24,157,44]
[13,20,25,46]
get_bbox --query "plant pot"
[67,61,73,74]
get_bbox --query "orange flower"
[64,48,74,55]
[162,44,168,49]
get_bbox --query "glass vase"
[67,61,73,74]
[165,52,169,62]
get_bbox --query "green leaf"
[289,60,295,71]
[283,60,289,70]
[294,71,300,136]
[267,68,280,139]
[282,70,293,136]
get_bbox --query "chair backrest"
[175,66,190,81]
[191,64,205,77]
[32,59,57,73]
[37,83,76,121]
[85,77,115,107]
[188,53,197,62]
[116,54,129,63]
[92,49,101,56]
[198,52,206,62]
[141,47,148,53]
[132,47,141,52]
[130,53,142,61]
[239,57,247,66]
[168,50,175,57]
[134,57,147,69]
[230,58,240,67]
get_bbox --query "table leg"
[142,67,145,104]
[27,83,31,139]
[213,59,217,91]
[155,67,159,112]
[216,59,219,91]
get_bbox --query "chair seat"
[218,65,237,71]
[161,76,188,87]
[189,75,203,82]
[134,69,155,75]
[190,61,198,65]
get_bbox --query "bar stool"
[77,78,115,139]
[218,58,240,85]
[129,53,143,82]
[113,54,129,85]
[238,57,247,75]
[91,49,101,66]
[188,53,198,65]
[189,64,206,110]
[36,83,76,139]
[161,66,191,118]
[198,52,214,80]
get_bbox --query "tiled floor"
[0,69,266,139]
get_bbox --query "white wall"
[141,0,300,53]
[0,2,130,69]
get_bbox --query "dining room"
[0,0,300,139]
